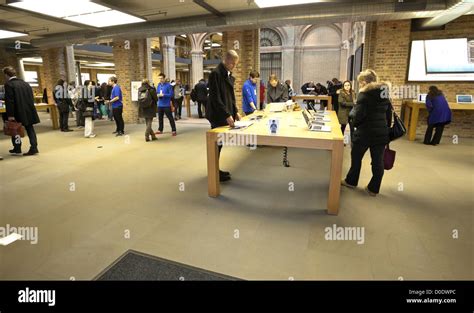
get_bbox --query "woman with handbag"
[341,69,392,196]
[423,86,452,146]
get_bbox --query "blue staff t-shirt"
[111,84,123,108]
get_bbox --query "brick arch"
[260,27,285,47]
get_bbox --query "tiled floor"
[0,112,472,280]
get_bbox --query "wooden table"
[402,100,474,141]
[0,103,59,130]
[206,110,344,215]
[292,95,333,111]
[184,94,191,118]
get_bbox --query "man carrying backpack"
[138,79,158,142]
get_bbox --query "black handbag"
[389,107,406,141]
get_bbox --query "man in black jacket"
[207,50,241,182]
[3,66,40,156]
[194,79,208,118]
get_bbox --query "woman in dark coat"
[138,79,158,142]
[267,74,288,103]
[342,69,392,196]
[423,86,451,146]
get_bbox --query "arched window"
[260,28,282,47]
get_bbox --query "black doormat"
[95,250,239,281]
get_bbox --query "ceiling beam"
[0,3,103,32]
[193,0,225,18]
[422,0,474,27]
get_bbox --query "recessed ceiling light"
[22,57,43,63]
[0,30,27,39]
[8,0,145,27]
[254,0,323,8]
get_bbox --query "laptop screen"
[456,95,473,103]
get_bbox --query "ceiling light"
[83,62,115,67]
[22,57,43,63]
[180,34,187,38]
[8,0,145,27]
[211,43,221,47]
[254,0,323,8]
[0,30,27,39]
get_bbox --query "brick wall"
[363,15,474,138]
[0,50,18,85]
[222,29,260,113]
[112,39,147,124]
[40,47,68,105]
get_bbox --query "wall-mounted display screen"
[408,38,474,81]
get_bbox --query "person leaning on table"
[207,50,241,182]
[267,74,288,103]
[423,86,451,146]
[341,69,392,197]
[242,70,260,116]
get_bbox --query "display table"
[402,100,474,141]
[0,103,59,130]
[206,109,344,215]
[292,95,333,110]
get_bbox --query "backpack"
[190,88,197,102]
[138,88,153,109]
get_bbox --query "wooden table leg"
[327,140,343,215]
[185,96,191,118]
[207,132,220,197]
[327,97,332,111]
[408,105,419,141]
[50,106,59,130]
[403,104,411,128]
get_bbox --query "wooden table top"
[209,110,343,142]
[404,100,474,110]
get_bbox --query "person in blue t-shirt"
[107,76,125,136]
[156,73,177,136]
[242,70,260,116]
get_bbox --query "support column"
[191,50,204,87]
[16,58,25,81]
[65,45,76,83]
[161,36,176,80]
[112,38,148,124]
[339,23,351,81]
[145,38,153,82]
[40,47,68,105]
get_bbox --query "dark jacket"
[4,77,40,126]
[426,94,451,126]
[337,90,356,125]
[138,84,158,118]
[349,82,392,146]
[195,81,208,102]
[207,62,238,126]
[53,84,69,113]
[267,82,289,103]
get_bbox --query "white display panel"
[97,73,114,85]
[408,39,474,81]
[24,71,39,87]
[425,38,474,73]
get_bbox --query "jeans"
[157,107,176,132]
[145,118,156,139]
[197,101,206,118]
[59,110,70,130]
[113,106,125,133]
[12,124,38,152]
[173,97,183,118]
[424,123,445,145]
[345,142,385,194]
[76,109,85,127]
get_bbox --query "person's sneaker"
[341,179,356,189]
[89,134,96,138]
[220,170,231,177]
[219,173,231,182]
[155,131,162,135]
[145,137,150,142]
[172,131,177,136]
[116,132,123,137]
[23,149,39,156]
[365,186,377,197]
[9,149,22,155]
